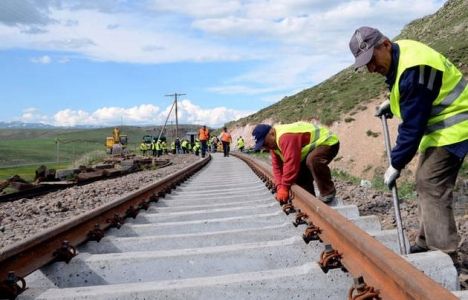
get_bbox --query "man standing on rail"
[220,127,232,157]
[252,122,339,204]
[349,27,468,263]
[198,125,210,158]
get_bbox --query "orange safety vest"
[221,132,232,143]
[198,128,209,141]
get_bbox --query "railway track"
[1,153,466,299]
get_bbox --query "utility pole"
[55,138,60,164]
[165,92,186,138]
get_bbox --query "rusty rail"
[0,156,210,299]
[233,153,456,300]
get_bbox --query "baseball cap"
[252,124,271,151]
[349,26,384,69]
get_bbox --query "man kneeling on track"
[252,122,340,205]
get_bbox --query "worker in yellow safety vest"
[252,122,339,204]
[237,136,245,152]
[349,27,467,264]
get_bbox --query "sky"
[0,0,446,128]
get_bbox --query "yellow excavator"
[105,127,128,155]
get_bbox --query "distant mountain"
[0,121,105,129]
[0,121,57,129]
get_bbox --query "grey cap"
[349,26,384,69]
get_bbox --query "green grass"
[0,125,204,168]
[0,162,70,181]
[0,137,104,167]
[332,168,417,200]
[331,169,361,185]
[0,124,205,181]
[371,176,416,200]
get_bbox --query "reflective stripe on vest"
[390,40,468,152]
[273,122,338,161]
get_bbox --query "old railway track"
[0,153,466,299]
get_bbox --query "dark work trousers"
[415,147,462,254]
[200,140,208,158]
[296,143,339,198]
[222,141,230,157]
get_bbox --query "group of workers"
[252,26,467,271]
[199,125,234,157]
[139,125,242,158]
[139,138,168,157]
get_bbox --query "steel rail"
[234,153,456,300]
[0,156,210,299]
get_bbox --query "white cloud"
[19,107,50,123]
[2,0,446,122]
[173,99,253,126]
[30,55,51,64]
[40,100,251,127]
[148,0,241,18]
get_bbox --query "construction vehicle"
[105,127,128,155]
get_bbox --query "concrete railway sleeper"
[0,153,465,299]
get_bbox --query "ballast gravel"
[0,154,200,251]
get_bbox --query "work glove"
[275,186,289,203]
[384,166,400,189]
[375,100,393,119]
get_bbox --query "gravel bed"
[0,154,200,251]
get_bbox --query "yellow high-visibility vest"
[390,40,468,152]
[273,122,338,161]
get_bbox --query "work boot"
[409,244,429,254]
[319,192,336,204]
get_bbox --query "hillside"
[228,0,468,128]
[225,0,467,181]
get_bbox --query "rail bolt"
[0,271,26,300]
[293,210,308,227]
[139,201,150,210]
[126,206,139,219]
[302,224,322,243]
[282,203,296,215]
[348,276,380,300]
[319,244,344,273]
[150,194,159,203]
[107,214,124,229]
[87,224,105,242]
[53,240,77,264]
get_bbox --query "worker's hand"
[384,166,400,189]
[375,100,393,118]
[275,186,289,203]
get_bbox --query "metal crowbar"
[380,115,408,255]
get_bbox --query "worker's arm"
[391,65,442,170]
[271,150,283,188]
[277,133,303,189]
